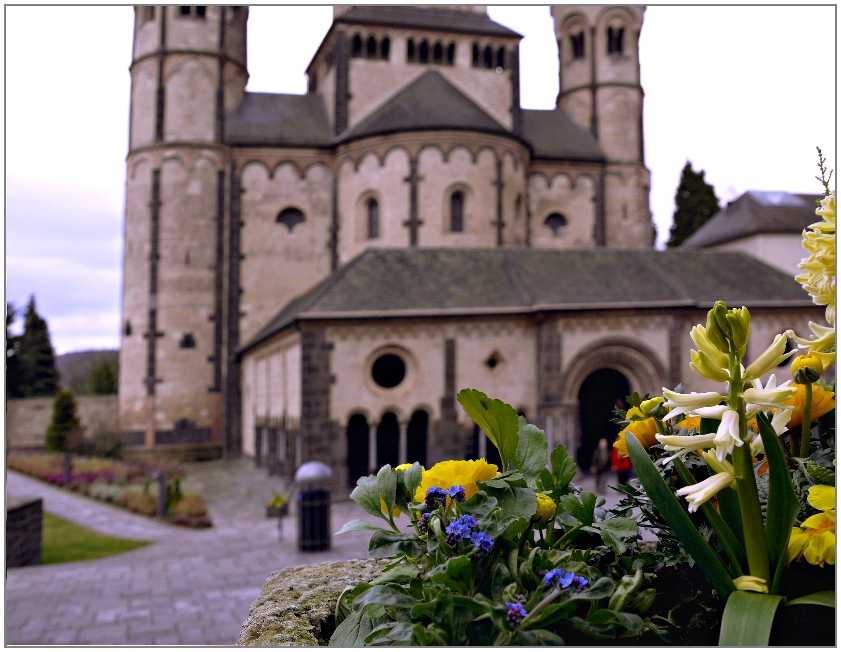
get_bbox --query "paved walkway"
[5,460,635,645]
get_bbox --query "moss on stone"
[238,558,387,646]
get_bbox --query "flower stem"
[799,381,813,458]
[519,587,562,628]
[729,354,770,582]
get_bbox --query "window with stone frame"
[277,207,305,232]
[472,42,480,67]
[351,33,363,58]
[407,38,416,63]
[544,212,568,235]
[496,46,506,70]
[450,191,465,233]
[367,198,380,239]
[446,42,456,66]
[381,36,390,60]
[418,39,430,64]
[570,31,585,59]
[607,25,625,54]
[433,41,444,65]
[366,35,377,59]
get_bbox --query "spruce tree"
[666,162,721,248]
[90,359,118,395]
[46,389,80,453]
[17,296,60,397]
[6,302,24,398]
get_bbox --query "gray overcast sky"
[5,4,836,354]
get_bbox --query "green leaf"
[571,576,615,601]
[717,485,744,548]
[462,490,498,520]
[429,555,473,594]
[457,388,519,470]
[452,595,492,614]
[674,457,747,575]
[556,492,596,526]
[595,517,639,555]
[350,475,389,522]
[353,584,419,610]
[785,590,834,607]
[614,610,645,633]
[514,416,549,478]
[757,412,800,594]
[329,604,376,647]
[625,432,735,599]
[700,417,718,435]
[335,583,372,625]
[587,608,617,625]
[371,560,420,586]
[403,462,423,502]
[526,601,577,629]
[491,561,512,603]
[430,587,454,641]
[550,443,578,493]
[377,464,397,517]
[718,591,785,646]
[514,629,565,645]
[334,519,383,536]
[570,616,615,639]
[367,530,424,559]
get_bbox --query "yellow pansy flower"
[532,493,556,525]
[413,459,498,503]
[787,485,836,567]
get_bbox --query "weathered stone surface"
[238,558,387,647]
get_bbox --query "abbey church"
[119,5,818,485]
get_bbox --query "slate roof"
[334,6,522,38]
[683,190,822,248]
[239,248,812,354]
[339,70,509,142]
[522,109,605,162]
[224,92,333,147]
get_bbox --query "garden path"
[5,460,633,645]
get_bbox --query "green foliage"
[332,392,714,646]
[45,389,81,453]
[90,358,118,395]
[15,296,60,397]
[666,162,720,247]
[6,302,24,398]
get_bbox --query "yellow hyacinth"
[413,459,498,503]
[532,493,557,525]
[788,485,836,567]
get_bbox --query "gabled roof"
[683,190,822,248]
[522,109,605,162]
[338,70,510,142]
[335,6,522,38]
[239,248,811,354]
[224,92,333,148]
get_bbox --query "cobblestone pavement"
[5,460,634,645]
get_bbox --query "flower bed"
[7,453,212,528]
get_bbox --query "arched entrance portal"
[346,414,369,486]
[377,412,400,468]
[407,410,428,468]
[576,368,629,470]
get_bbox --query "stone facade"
[119,5,655,454]
[6,497,42,568]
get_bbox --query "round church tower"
[551,5,652,248]
[119,6,248,448]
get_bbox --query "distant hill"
[56,349,119,395]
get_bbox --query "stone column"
[557,403,580,456]
[398,422,408,466]
[368,424,377,475]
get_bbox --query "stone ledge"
[238,558,387,647]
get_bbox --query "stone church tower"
[120,6,248,448]
[118,5,658,459]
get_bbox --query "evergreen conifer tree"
[666,162,721,248]
[17,296,60,397]
[90,359,118,395]
[46,389,80,453]
[6,302,24,398]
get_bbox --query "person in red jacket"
[611,446,632,485]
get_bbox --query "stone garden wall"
[6,395,119,450]
[6,497,42,567]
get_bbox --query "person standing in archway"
[590,438,611,494]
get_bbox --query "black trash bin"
[297,489,331,551]
[294,460,333,552]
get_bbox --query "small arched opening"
[433,41,443,64]
[407,410,428,468]
[377,412,400,469]
[419,40,429,64]
[496,46,506,70]
[446,42,456,65]
[483,45,493,69]
[346,413,370,485]
[406,38,416,63]
[367,198,379,239]
[381,36,390,60]
[366,35,377,59]
[450,191,464,232]
[277,207,305,232]
[351,33,363,58]
[471,42,480,67]
[576,368,629,470]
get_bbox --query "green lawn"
[42,512,153,564]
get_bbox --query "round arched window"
[544,212,568,235]
[371,354,406,388]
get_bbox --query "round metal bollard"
[294,461,333,552]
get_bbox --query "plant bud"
[639,397,665,416]
[705,305,730,352]
[711,302,733,347]
[791,354,824,383]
